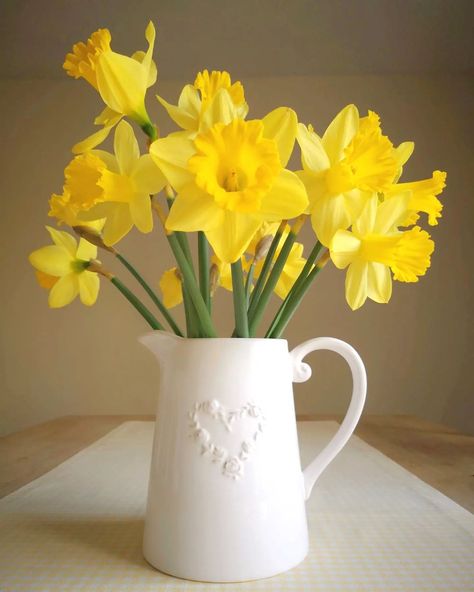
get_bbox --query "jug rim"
[139,330,288,344]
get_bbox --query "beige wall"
[1,74,472,436]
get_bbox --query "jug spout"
[139,330,182,361]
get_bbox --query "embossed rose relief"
[188,400,266,480]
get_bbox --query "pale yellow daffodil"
[330,194,434,310]
[78,120,167,245]
[150,108,308,263]
[157,70,248,134]
[297,105,399,247]
[64,22,158,153]
[29,227,100,308]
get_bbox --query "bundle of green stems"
[83,194,328,340]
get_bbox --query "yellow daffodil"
[76,121,166,245]
[157,70,248,134]
[29,227,100,308]
[297,105,399,247]
[330,194,434,310]
[150,108,308,263]
[64,22,158,152]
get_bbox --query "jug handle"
[290,337,367,501]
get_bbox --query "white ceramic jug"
[140,332,366,582]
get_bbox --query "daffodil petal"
[394,142,414,167]
[72,123,118,155]
[94,107,122,126]
[130,192,153,233]
[330,230,361,269]
[166,184,223,232]
[45,226,77,255]
[200,88,238,130]
[352,194,379,236]
[157,89,198,131]
[310,193,352,247]
[131,154,167,195]
[131,51,157,87]
[141,21,156,78]
[297,123,330,172]
[322,104,359,164]
[259,170,308,220]
[102,204,133,245]
[205,211,261,263]
[178,84,201,119]
[367,262,392,303]
[159,267,183,308]
[76,238,98,261]
[48,274,79,308]
[79,201,114,221]
[296,169,328,213]
[262,107,297,168]
[149,135,195,192]
[345,260,368,310]
[96,51,147,118]
[90,149,119,172]
[373,192,411,234]
[29,246,72,276]
[114,120,140,175]
[79,270,100,306]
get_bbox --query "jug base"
[143,548,308,583]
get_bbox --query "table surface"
[1,414,473,513]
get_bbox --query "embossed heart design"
[188,399,266,480]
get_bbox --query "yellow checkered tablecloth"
[1,421,473,591]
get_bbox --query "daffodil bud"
[315,250,330,269]
[254,235,273,262]
[209,263,220,296]
[73,226,116,253]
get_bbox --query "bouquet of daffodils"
[29,22,447,338]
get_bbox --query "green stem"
[115,253,183,336]
[182,285,200,337]
[244,261,255,307]
[110,277,163,330]
[198,231,210,311]
[165,195,196,276]
[268,263,324,338]
[265,241,323,337]
[167,232,217,337]
[247,222,286,312]
[140,119,158,141]
[248,225,301,337]
[231,260,249,338]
